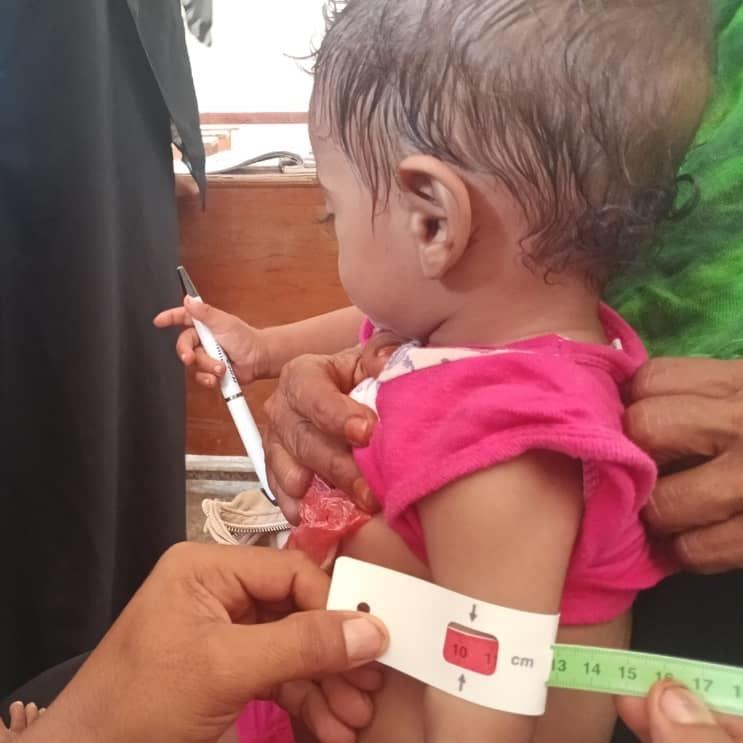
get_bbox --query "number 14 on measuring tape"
[549,644,743,716]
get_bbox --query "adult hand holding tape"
[329,558,743,736]
[618,680,743,743]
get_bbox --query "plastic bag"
[286,478,371,568]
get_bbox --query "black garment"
[0,654,88,725]
[0,0,204,697]
[612,571,743,742]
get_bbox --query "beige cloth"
[201,489,291,548]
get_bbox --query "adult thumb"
[646,684,734,743]
[214,611,388,698]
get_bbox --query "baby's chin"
[366,317,417,344]
[348,291,431,343]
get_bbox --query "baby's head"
[310,0,714,341]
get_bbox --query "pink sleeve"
[352,342,671,624]
[354,352,657,562]
[358,316,376,344]
[236,701,294,743]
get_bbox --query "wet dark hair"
[311,0,714,285]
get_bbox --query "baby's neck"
[426,278,605,349]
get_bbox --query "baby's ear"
[398,155,472,279]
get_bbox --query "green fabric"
[606,0,743,359]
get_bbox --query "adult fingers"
[153,306,193,329]
[158,544,331,620]
[617,683,743,743]
[212,611,388,700]
[264,380,373,510]
[631,358,743,402]
[624,395,737,467]
[342,664,385,693]
[615,693,651,741]
[673,513,743,574]
[279,680,357,743]
[264,438,313,524]
[320,674,375,729]
[644,454,743,534]
[644,683,741,743]
[358,330,406,380]
[278,353,377,445]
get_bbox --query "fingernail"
[353,478,373,510]
[214,364,223,375]
[343,618,386,663]
[375,345,397,358]
[347,416,372,444]
[660,687,716,725]
[181,354,188,363]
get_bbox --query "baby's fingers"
[153,306,193,329]
[175,329,201,365]
[191,346,226,379]
[24,703,40,725]
[8,701,26,732]
[278,681,356,743]
[195,371,219,389]
[175,330,225,388]
[320,675,375,730]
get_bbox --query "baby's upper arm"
[417,450,584,743]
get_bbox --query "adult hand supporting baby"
[263,331,404,523]
[616,681,743,742]
[624,358,743,573]
[11,544,387,743]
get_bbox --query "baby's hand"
[276,665,383,743]
[153,296,270,388]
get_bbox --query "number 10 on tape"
[549,644,743,716]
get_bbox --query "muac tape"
[328,558,743,716]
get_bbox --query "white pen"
[177,265,277,505]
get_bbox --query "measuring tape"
[328,558,743,716]
[550,644,743,716]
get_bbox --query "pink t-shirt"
[355,305,675,625]
[236,701,294,743]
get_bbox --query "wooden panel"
[199,112,309,125]
[178,174,348,455]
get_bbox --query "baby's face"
[311,129,437,340]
